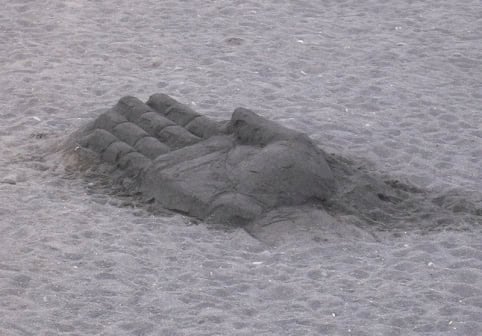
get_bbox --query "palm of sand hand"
[78,94,335,225]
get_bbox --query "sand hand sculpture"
[75,94,336,225]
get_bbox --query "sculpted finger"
[147,93,224,139]
[232,141,336,205]
[147,93,197,125]
[79,128,117,154]
[90,103,169,159]
[79,129,152,176]
[117,96,201,149]
[103,96,200,150]
[114,96,175,134]
[184,115,226,139]
[229,107,310,146]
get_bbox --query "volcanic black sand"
[1,1,481,335]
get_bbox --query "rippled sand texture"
[1,0,481,335]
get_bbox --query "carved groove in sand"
[75,94,336,225]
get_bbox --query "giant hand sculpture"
[76,94,336,225]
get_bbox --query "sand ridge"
[1,0,481,335]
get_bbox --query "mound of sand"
[68,94,335,228]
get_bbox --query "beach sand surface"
[0,0,481,335]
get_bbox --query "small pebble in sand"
[1,175,16,185]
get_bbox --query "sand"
[0,0,481,335]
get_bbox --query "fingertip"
[147,93,179,114]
